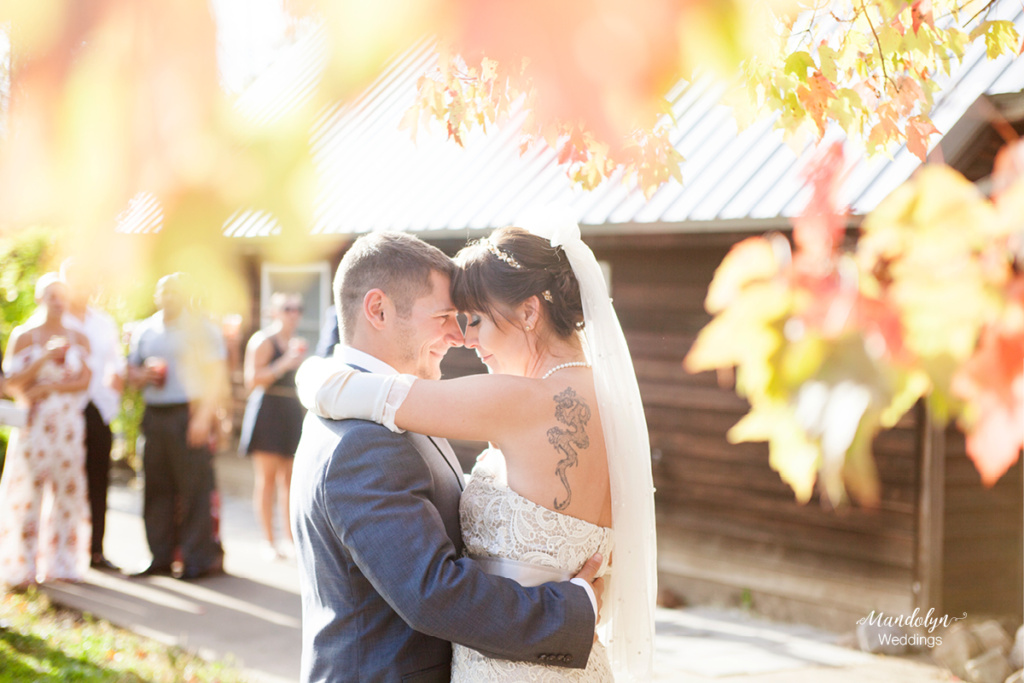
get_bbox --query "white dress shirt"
[63,307,124,424]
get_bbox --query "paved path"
[41,453,951,682]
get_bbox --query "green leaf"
[829,88,863,132]
[784,50,816,77]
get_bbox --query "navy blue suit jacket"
[291,412,594,682]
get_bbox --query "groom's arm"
[323,422,595,668]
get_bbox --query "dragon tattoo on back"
[546,387,592,510]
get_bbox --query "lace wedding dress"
[452,449,614,683]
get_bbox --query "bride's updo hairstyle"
[453,227,584,339]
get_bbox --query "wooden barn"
[120,4,1024,632]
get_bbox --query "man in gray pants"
[127,273,227,580]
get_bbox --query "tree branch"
[965,0,999,27]
[860,0,892,90]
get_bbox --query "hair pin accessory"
[484,239,522,270]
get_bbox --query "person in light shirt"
[60,257,126,572]
[127,273,227,580]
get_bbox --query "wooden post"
[915,403,945,612]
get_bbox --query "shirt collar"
[334,345,399,376]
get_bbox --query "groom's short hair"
[334,232,455,344]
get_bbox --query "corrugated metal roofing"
[309,2,1024,236]
[115,4,1024,237]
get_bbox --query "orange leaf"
[796,71,837,135]
[891,77,925,118]
[792,142,847,273]
[906,116,939,162]
[867,116,900,153]
[911,0,934,35]
[952,278,1024,485]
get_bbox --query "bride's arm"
[296,357,536,443]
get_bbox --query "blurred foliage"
[686,141,1024,506]
[0,1,1022,503]
[0,227,61,347]
[0,227,61,474]
[403,0,1023,196]
[3,1,1021,249]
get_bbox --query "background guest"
[61,257,125,572]
[126,273,227,580]
[0,274,92,589]
[239,292,307,561]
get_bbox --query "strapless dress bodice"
[452,449,614,683]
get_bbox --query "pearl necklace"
[542,361,591,379]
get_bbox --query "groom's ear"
[362,289,390,330]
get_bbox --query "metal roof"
[113,4,1024,237]
[309,2,1024,237]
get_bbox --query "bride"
[297,214,656,681]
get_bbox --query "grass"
[0,586,250,682]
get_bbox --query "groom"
[291,231,601,683]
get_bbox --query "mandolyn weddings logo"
[857,608,968,649]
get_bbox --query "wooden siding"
[586,232,922,628]
[942,428,1023,619]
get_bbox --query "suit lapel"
[427,436,465,492]
[348,362,464,492]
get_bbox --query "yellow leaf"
[876,24,901,59]
[777,334,827,387]
[817,45,839,82]
[768,413,821,504]
[684,282,790,377]
[946,27,969,58]
[727,405,780,443]
[879,369,930,427]
[704,236,781,313]
[970,20,1020,59]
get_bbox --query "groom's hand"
[572,552,605,632]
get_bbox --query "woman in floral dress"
[0,273,92,589]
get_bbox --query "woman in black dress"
[239,292,307,561]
